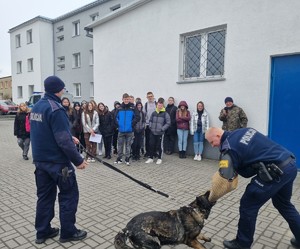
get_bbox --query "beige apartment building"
[0,76,12,100]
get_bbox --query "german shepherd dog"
[114,191,215,249]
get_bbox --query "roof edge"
[8,16,53,33]
[86,0,152,29]
[53,0,110,22]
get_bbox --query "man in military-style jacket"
[219,97,248,131]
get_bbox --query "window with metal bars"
[181,27,226,81]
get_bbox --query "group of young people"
[13,90,248,166]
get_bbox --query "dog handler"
[205,127,300,249]
[31,76,88,244]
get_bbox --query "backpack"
[25,114,30,132]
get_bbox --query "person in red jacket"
[176,100,191,158]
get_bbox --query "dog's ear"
[204,190,210,199]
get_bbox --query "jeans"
[117,132,134,159]
[237,160,300,247]
[177,129,189,151]
[193,131,204,155]
[17,137,30,156]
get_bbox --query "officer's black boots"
[223,239,250,249]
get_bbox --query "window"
[180,26,226,81]
[57,26,64,32]
[28,85,34,96]
[17,61,22,74]
[57,64,65,71]
[27,29,33,44]
[16,34,21,48]
[90,13,99,21]
[73,21,80,36]
[5,81,8,88]
[17,86,23,98]
[110,4,121,11]
[90,82,94,97]
[89,50,94,65]
[57,35,64,42]
[73,53,81,68]
[27,58,33,72]
[57,56,65,63]
[0,82,3,89]
[73,83,81,97]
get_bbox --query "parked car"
[0,100,18,115]
[26,91,74,110]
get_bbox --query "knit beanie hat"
[73,102,80,108]
[114,101,121,108]
[224,97,233,103]
[44,76,65,93]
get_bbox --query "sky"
[0,0,94,78]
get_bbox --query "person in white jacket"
[190,101,209,161]
[81,101,99,162]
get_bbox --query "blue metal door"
[269,55,300,169]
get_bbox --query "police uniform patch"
[219,160,229,168]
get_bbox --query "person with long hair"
[14,103,31,160]
[176,100,191,158]
[71,102,83,153]
[61,97,74,129]
[97,102,114,159]
[82,101,99,162]
[190,101,209,161]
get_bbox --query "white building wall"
[92,0,300,134]
[10,20,53,104]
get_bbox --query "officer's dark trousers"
[237,161,300,247]
[35,162,79,239]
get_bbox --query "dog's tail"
[114,229,133,249]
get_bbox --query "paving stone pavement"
[0,118,299,249]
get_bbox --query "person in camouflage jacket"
[219,97,248,131]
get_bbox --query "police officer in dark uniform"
[31,76,88,244]
[205,127,300,249]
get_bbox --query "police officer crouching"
[205,127,300,249]
[31,76,88,244]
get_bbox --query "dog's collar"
[186,205,204,226]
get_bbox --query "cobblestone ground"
[0,118,299,249]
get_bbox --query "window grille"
[182,28,226,80]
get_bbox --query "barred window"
[181,27,226,81]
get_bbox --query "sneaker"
[197,155,202,161]
[59,229,87,243]
[114,158,122,164]
[91,158,96,163]
[125,157,130,166]
[156,159,162,165]
[35,227,59,244]
[145,158,154,164]
[87,158,91,163]
[291,238,300,248]
[193,155,198,160]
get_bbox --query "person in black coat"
[98,103,114,159]
[111,101,121,154]
[14,103,31,160]
[164,97,178,155]
[71,102,83,152]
